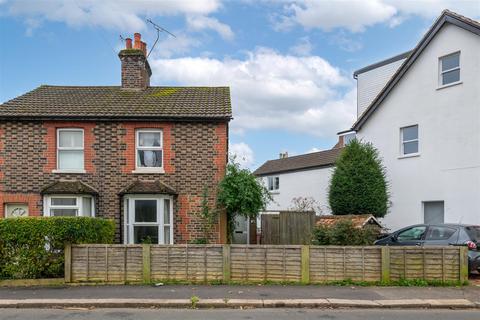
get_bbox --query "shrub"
[329,139,389,218]
[217,161,272,242]
[0,217,115,279]
[312,220,379,246]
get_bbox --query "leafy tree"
[328,139,389,218]
[217,161,272,242]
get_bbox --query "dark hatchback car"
[374,224,480,274]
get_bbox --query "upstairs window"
[439,52,460,86]
[400,125,419,155]
[343,132,356,145]
[136,130,163,170]
[57,129,84,171]
[267,176,280,191]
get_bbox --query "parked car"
[374,224,480,274]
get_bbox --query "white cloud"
[186,15,234,40]
[1,0,227,36]
[307,147,321,153]
[230,142,255,169]
[149,48,356,137]
[150,32,201,58]
[289,36,313,56]
[329,31,363,52]
[275,0,480,32]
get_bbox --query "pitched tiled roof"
[316,214,384,229]
[352,10,480,130]
[119,180,177,195]
[41,180,99,195]
[0,85,232,120]
[254,148,343,176]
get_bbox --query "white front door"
[124,195,173,244]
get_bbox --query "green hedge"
[0,217,115,279]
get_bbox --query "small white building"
[351,10,480,230]
[254,148,343,215]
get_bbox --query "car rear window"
[465,226,480,241]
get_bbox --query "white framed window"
[135,129,163,172]
[124,195,173,244]
[57,129,84,171]
[400,125,419,156]
[439,52,460,86]
[343,132,356,145]
[267,176,280,191]
[43,195,94,217]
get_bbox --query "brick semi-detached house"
[0,33,232,244]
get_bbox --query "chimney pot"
[134,33,141,49]
[125,38,132,49]
[141,41,147,56]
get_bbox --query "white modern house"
[254,10,480,231]
[254,148,343,215]
[352,10,480,230]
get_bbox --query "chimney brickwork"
[118,33,152,90]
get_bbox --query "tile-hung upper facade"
[0,33,232,244]
[350,10,480,230]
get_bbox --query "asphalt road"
[0,309,480,320]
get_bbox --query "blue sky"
[1,0,479,169]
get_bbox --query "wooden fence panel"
[68,244,467,284]
[261,215,280,244]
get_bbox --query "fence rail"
[65,244,469,284]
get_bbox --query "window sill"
[269,191,280,195]
[398,153,420,159]
[52,169,86,174]
[437,81,462,90]
[132,168,165,174]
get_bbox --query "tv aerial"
[146,19,176,58]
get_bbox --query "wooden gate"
[261,211,315,244]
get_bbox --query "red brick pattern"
[0,120,228,244]
[0,193,41,218]
[43,122,96,173]
[120,122,174,174]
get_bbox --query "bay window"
[44,195,94,217]
[124,195,173,244]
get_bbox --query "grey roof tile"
[254,148,343,176]
[0,85,232,120]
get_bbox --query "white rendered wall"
[357,58,406,117]
[260,167,334,215]
[356,24,480,231]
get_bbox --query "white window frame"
[43,195,95,217]
[123,195,173,244]
[400,125,419,157]
[55,128,85,173]
[438,51,461,88]
[267,176,280,192]
[134,129,164,173]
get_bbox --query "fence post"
[381,246,390,283]
[64,243,72,283]
[459,246,469,283]
[222,244,231,283]
[301,245,310,284]
[142,244,151,284]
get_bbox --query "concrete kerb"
[0,298,478,309]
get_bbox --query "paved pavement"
[1,284,479,303]
[1,308,480,320]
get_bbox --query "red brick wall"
[43,122,96,173]
[0,120,228,243]
[0,193,41,218]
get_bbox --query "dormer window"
[439,52,460,86]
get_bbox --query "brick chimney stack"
[118,33,152,90]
